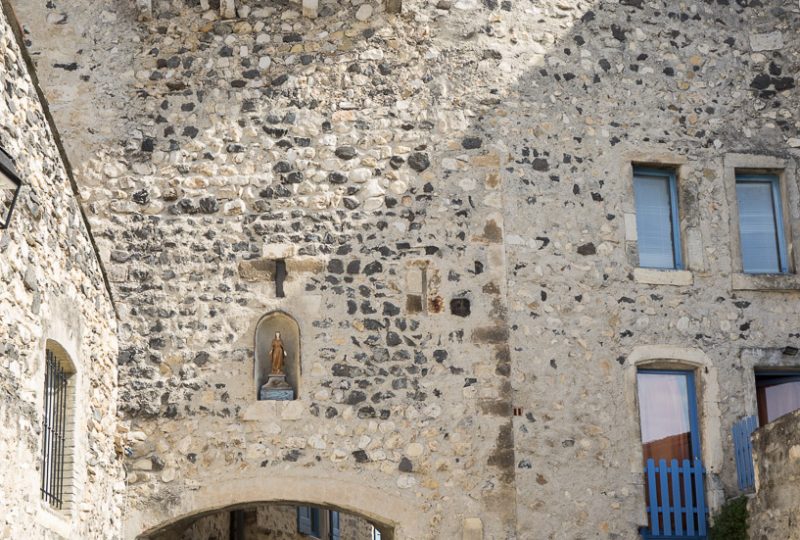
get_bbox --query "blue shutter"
[298,506,313,535]
[330,511,340,540]
[633,168,681,269]
[736,175,788,273]
[732,415,757,491]
[310,507,321,537]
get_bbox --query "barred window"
[41,343,75,509]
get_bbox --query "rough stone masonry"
[2,0,800,538]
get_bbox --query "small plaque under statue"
[259,331,295,401]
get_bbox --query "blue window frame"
[633,167,682,270]
[736,174,789,274]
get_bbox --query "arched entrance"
[145,502,388,540]
[125,475,426,540]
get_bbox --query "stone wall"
[748,410,800,540]
[7,0,800,538]
[0,3,122,539]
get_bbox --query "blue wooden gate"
[642,458,707,539]
[732,415,757,491]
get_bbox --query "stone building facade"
[2,0,800,538]
[0,4,122,538]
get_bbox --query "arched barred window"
[41,341,76,509]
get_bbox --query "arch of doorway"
[126,474,429,540]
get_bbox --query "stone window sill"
[633,268,694,286]
[732,273,800,291]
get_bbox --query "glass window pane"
[637,372,693,462]
[737,180,781,273]
[633,173,676,269]
[758,379,800,424]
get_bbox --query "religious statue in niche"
[259,332,295,401]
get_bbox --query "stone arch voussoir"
[126,474,427,540]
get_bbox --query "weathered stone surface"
[5,0,800,538]
[0,6,122,538]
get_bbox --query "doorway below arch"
[147,502,389,540]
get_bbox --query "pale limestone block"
[463,517,483,540]
[242,400,277,422]
[302,0,318,18]
[280,400,304,420]
[633,268,693,286]
[262,243,296,259]
[220,0,236,19]
[750,31,783,51]
[624,212,637,241]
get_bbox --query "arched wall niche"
[254,310,300,400]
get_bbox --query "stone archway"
[125,474,427,540]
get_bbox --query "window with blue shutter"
[633,168,682,269]
[330,510,340,540]
[736,174,789,274]
[298,506,321,537]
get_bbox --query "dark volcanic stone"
[363,261,383,275]
[327,259,344,274]
[462,136,483,149]
[132,190,149,205]
[328,172,347,184]
[273,161,292,173]
[346,391,367,405]
[335,146,358,160]
[198,197,219,213]
[399,457,413,472]
[577,243,596,256]
[531,158,549,171]
[408,152,430,172]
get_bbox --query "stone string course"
[3,0,800,538]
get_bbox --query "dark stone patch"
[198,197,218,213]
[478,398,511,416]
[352,450,369,463]
[328,172,347,184]
[383,302,400,316]
[327,259,344,274]
[450,298,471,317]
[335,146,358,160]
[408,152,430,172]
[363,261,383,275]
[487,423,515,483]
[386,332,402,347]
[462,136,483,149]
[399,457,413,472]
[273,161,292,173]
[483,219,503,242]
[193,352,210,366]
[531,158,549,171]
[284,449,302,462]
[472,325,509,344]
[346,391,367,405]
[133,190,149,205]
[577,243,596,255]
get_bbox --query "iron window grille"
[41,348,71,509]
